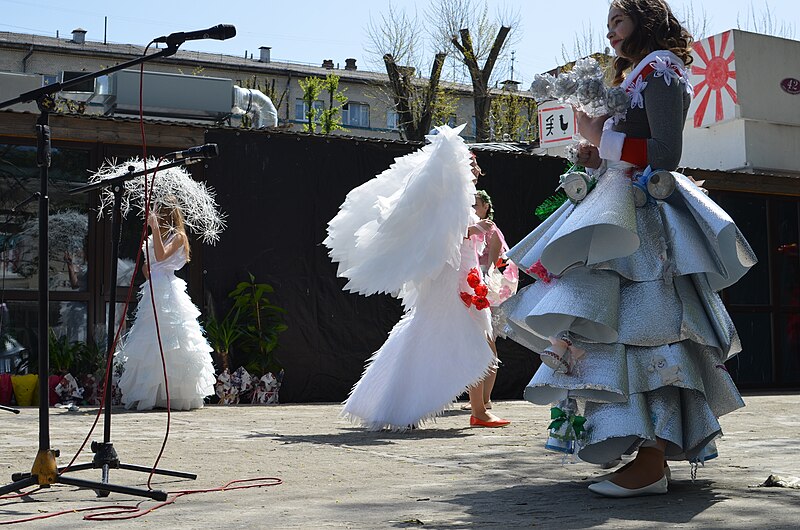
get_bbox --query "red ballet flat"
[470,415,511,428]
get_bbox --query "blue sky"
[1,0,796,87]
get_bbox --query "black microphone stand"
[0,41,188,502]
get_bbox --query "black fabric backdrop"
[202,129,566,403]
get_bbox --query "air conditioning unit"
[0,72,42,112]
[98,70,234,120]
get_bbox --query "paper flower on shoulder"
[628,75,648,109]
[650,55,681,86]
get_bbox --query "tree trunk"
[384,53,447,142]
[451,26,511,142]
[384,54,416,140]
[417,52,447,137]
[473,93,492,142]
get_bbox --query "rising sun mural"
[690,31,738,128]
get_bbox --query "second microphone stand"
[60,160,201,493]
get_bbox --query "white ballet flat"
[588,475,668,498]
[589,464,671,484]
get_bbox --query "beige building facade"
[0,30,533,141]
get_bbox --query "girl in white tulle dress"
[117,204,216,411]
[325,125,506,430]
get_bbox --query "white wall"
[681,30,800,174]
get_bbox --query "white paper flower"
[572,57,603,80]
[552,72,579,100]
[564,143,580,164]
[606,86,630,116]
[529,73,556,102]
[650,55,680,86]
[629,75,648,109]
[577,78,606,107]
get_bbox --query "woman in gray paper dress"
[500,0,756,498]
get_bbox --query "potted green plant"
[228,273,288,376]
[204,308,244,372]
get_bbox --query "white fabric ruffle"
[117,237,216,411]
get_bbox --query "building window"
[0,143,93,357]
[343,102,370,128]
[387,109,399,130]
[295,99,323,121]
[41,74,58,87]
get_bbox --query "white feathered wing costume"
[324,125,494,430]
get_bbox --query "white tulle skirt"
[117,273,216,411]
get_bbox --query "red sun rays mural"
[690,31,738,128]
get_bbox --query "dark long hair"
[610,0,694,86]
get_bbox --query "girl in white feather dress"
[325,125,508,430]
[117,204,216,411]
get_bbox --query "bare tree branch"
[364,1,424,73]
[363,0,521,142]
[561,21,608,66]
[677,1,710,40]
[428,0,519,84]
[737,0,796,39]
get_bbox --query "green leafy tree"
[490,88,537,142]
[319,74,348,135]
[430,86,459,127]
[298,76,324,133]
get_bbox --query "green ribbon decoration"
[548,406,587,438]
[534,191,569,221]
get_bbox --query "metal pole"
[103,184,123,443]
[35,110,51,452]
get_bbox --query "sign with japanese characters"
[537,102,576,147]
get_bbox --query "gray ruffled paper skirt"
[500,163,756,464]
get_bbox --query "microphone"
[154,24,236,47]
[169,144,219,160]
